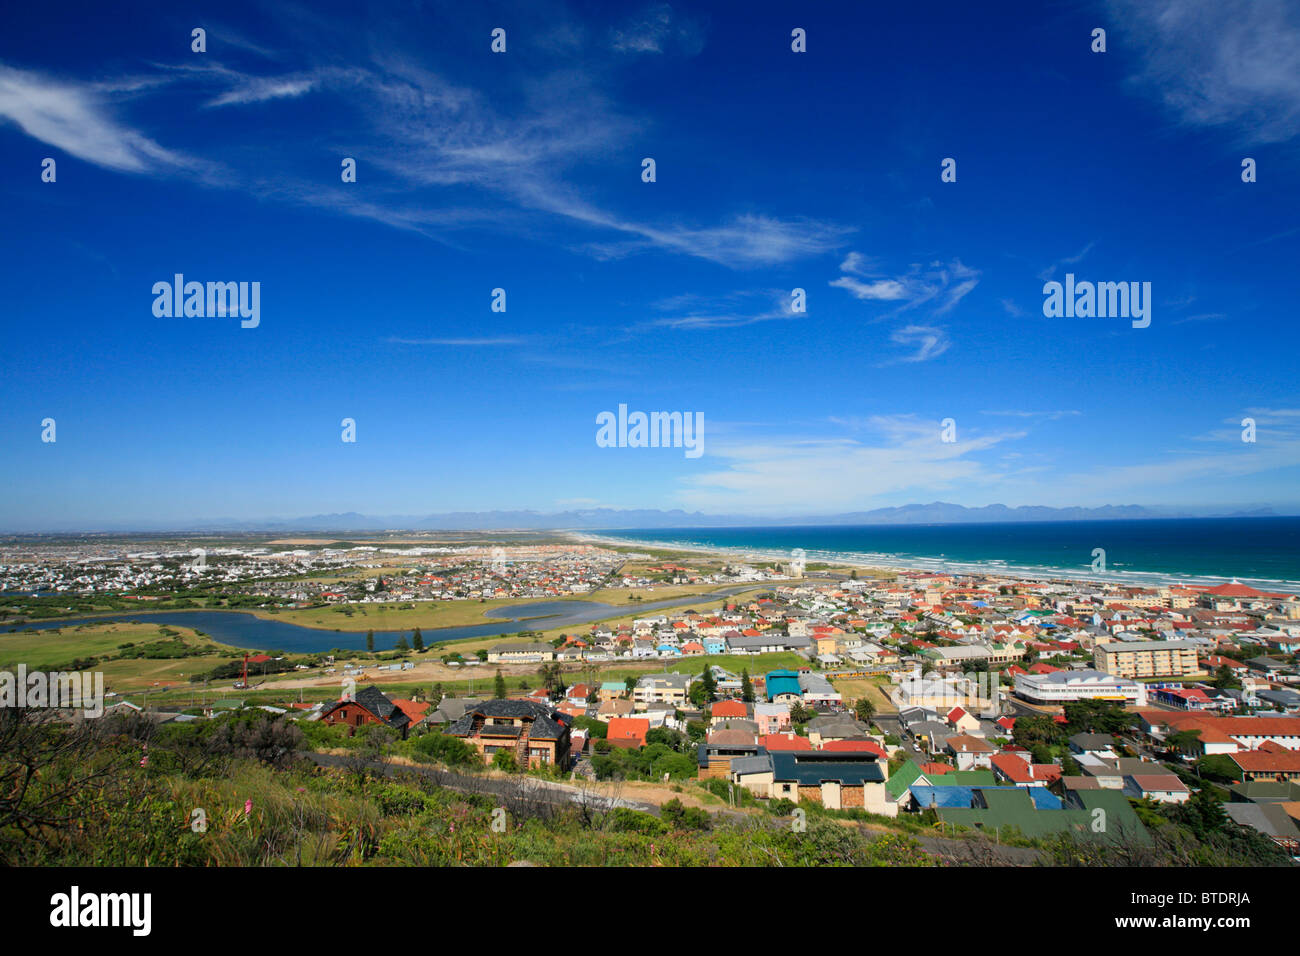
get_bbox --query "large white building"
[1014,668,1147,706]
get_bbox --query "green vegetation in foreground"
[0,708,935,867]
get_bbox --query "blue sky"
[2,0,1299,529]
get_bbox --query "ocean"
[595,517,1300,592]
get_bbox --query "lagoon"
[3,587,759,653]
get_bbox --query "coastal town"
[4,536,1298,864]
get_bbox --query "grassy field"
[0,621,242,693]
[829,677,897,713]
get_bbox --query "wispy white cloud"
[0,45,836,269]
[1108,0,1300,143]
[1037,241,1096,281]
[610,3,705,55]
[982,409,1082,420]
[0,63,196,174]
[673,415,1021,513]
[641,288,798,330]
[885,325,951,364]
[830,253,980,316]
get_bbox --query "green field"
[0,621,242,693]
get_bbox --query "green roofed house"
[937,787,1149,844]
[598,682,628,701]
[885,759,997,808]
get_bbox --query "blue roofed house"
[766,670,804,704]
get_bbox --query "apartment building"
[1094,639,1202,679]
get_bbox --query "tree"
[1166,729,1203,755]
[741,669,755,703]
[365,629,374,653]
[854,695,876,723]
[700,666,717,700]
[1063,699,1137,736]
[394,635,409,653]
[1213,664,1241,690]
[1195,754,1241,784]
[624,676,637,695]
[412,628,424,652]
[494,669,507,699]
[1012,715,1065,752]
[493,749,519,773]
[430,683,444,706]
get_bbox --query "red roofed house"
[762,733,813,752]
[1229,743,1300,783]
[606,717,651,749]
[710,699,749,725]
[945,706,979,733]
[990,753,1042,787]
[822,739,887,759]
[390,699,430,725]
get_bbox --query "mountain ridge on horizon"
[5,502,1289,535]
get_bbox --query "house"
[445,698,572,769]
[1228,744,1300,783]
[1068,732,1118,760]
[606,717,650,749]
[945,734,995,770]
[765,750,892,814]
[697,731,761,780]
[597,682,627,702]
[486,642,556,664]
[1077,757,1178,789]
[766,670,804,703]
[754,701,792,735]
[729,755,775,795]
[945,706,980,733]
[938,788,1149,845]
[1224,803,1300,855]
[761,733,813,752]
[710,699,750,725]
[702,636,727,655]
[633,673,691,710]
[598,698,635,720]
[319,686,412,738]
[415,696,477,728]
[805,715,871,748]
[990,753,1048,787]
[798,672,842,706]
[1123,774,1191,804]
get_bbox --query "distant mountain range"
[9,502,1287,534]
